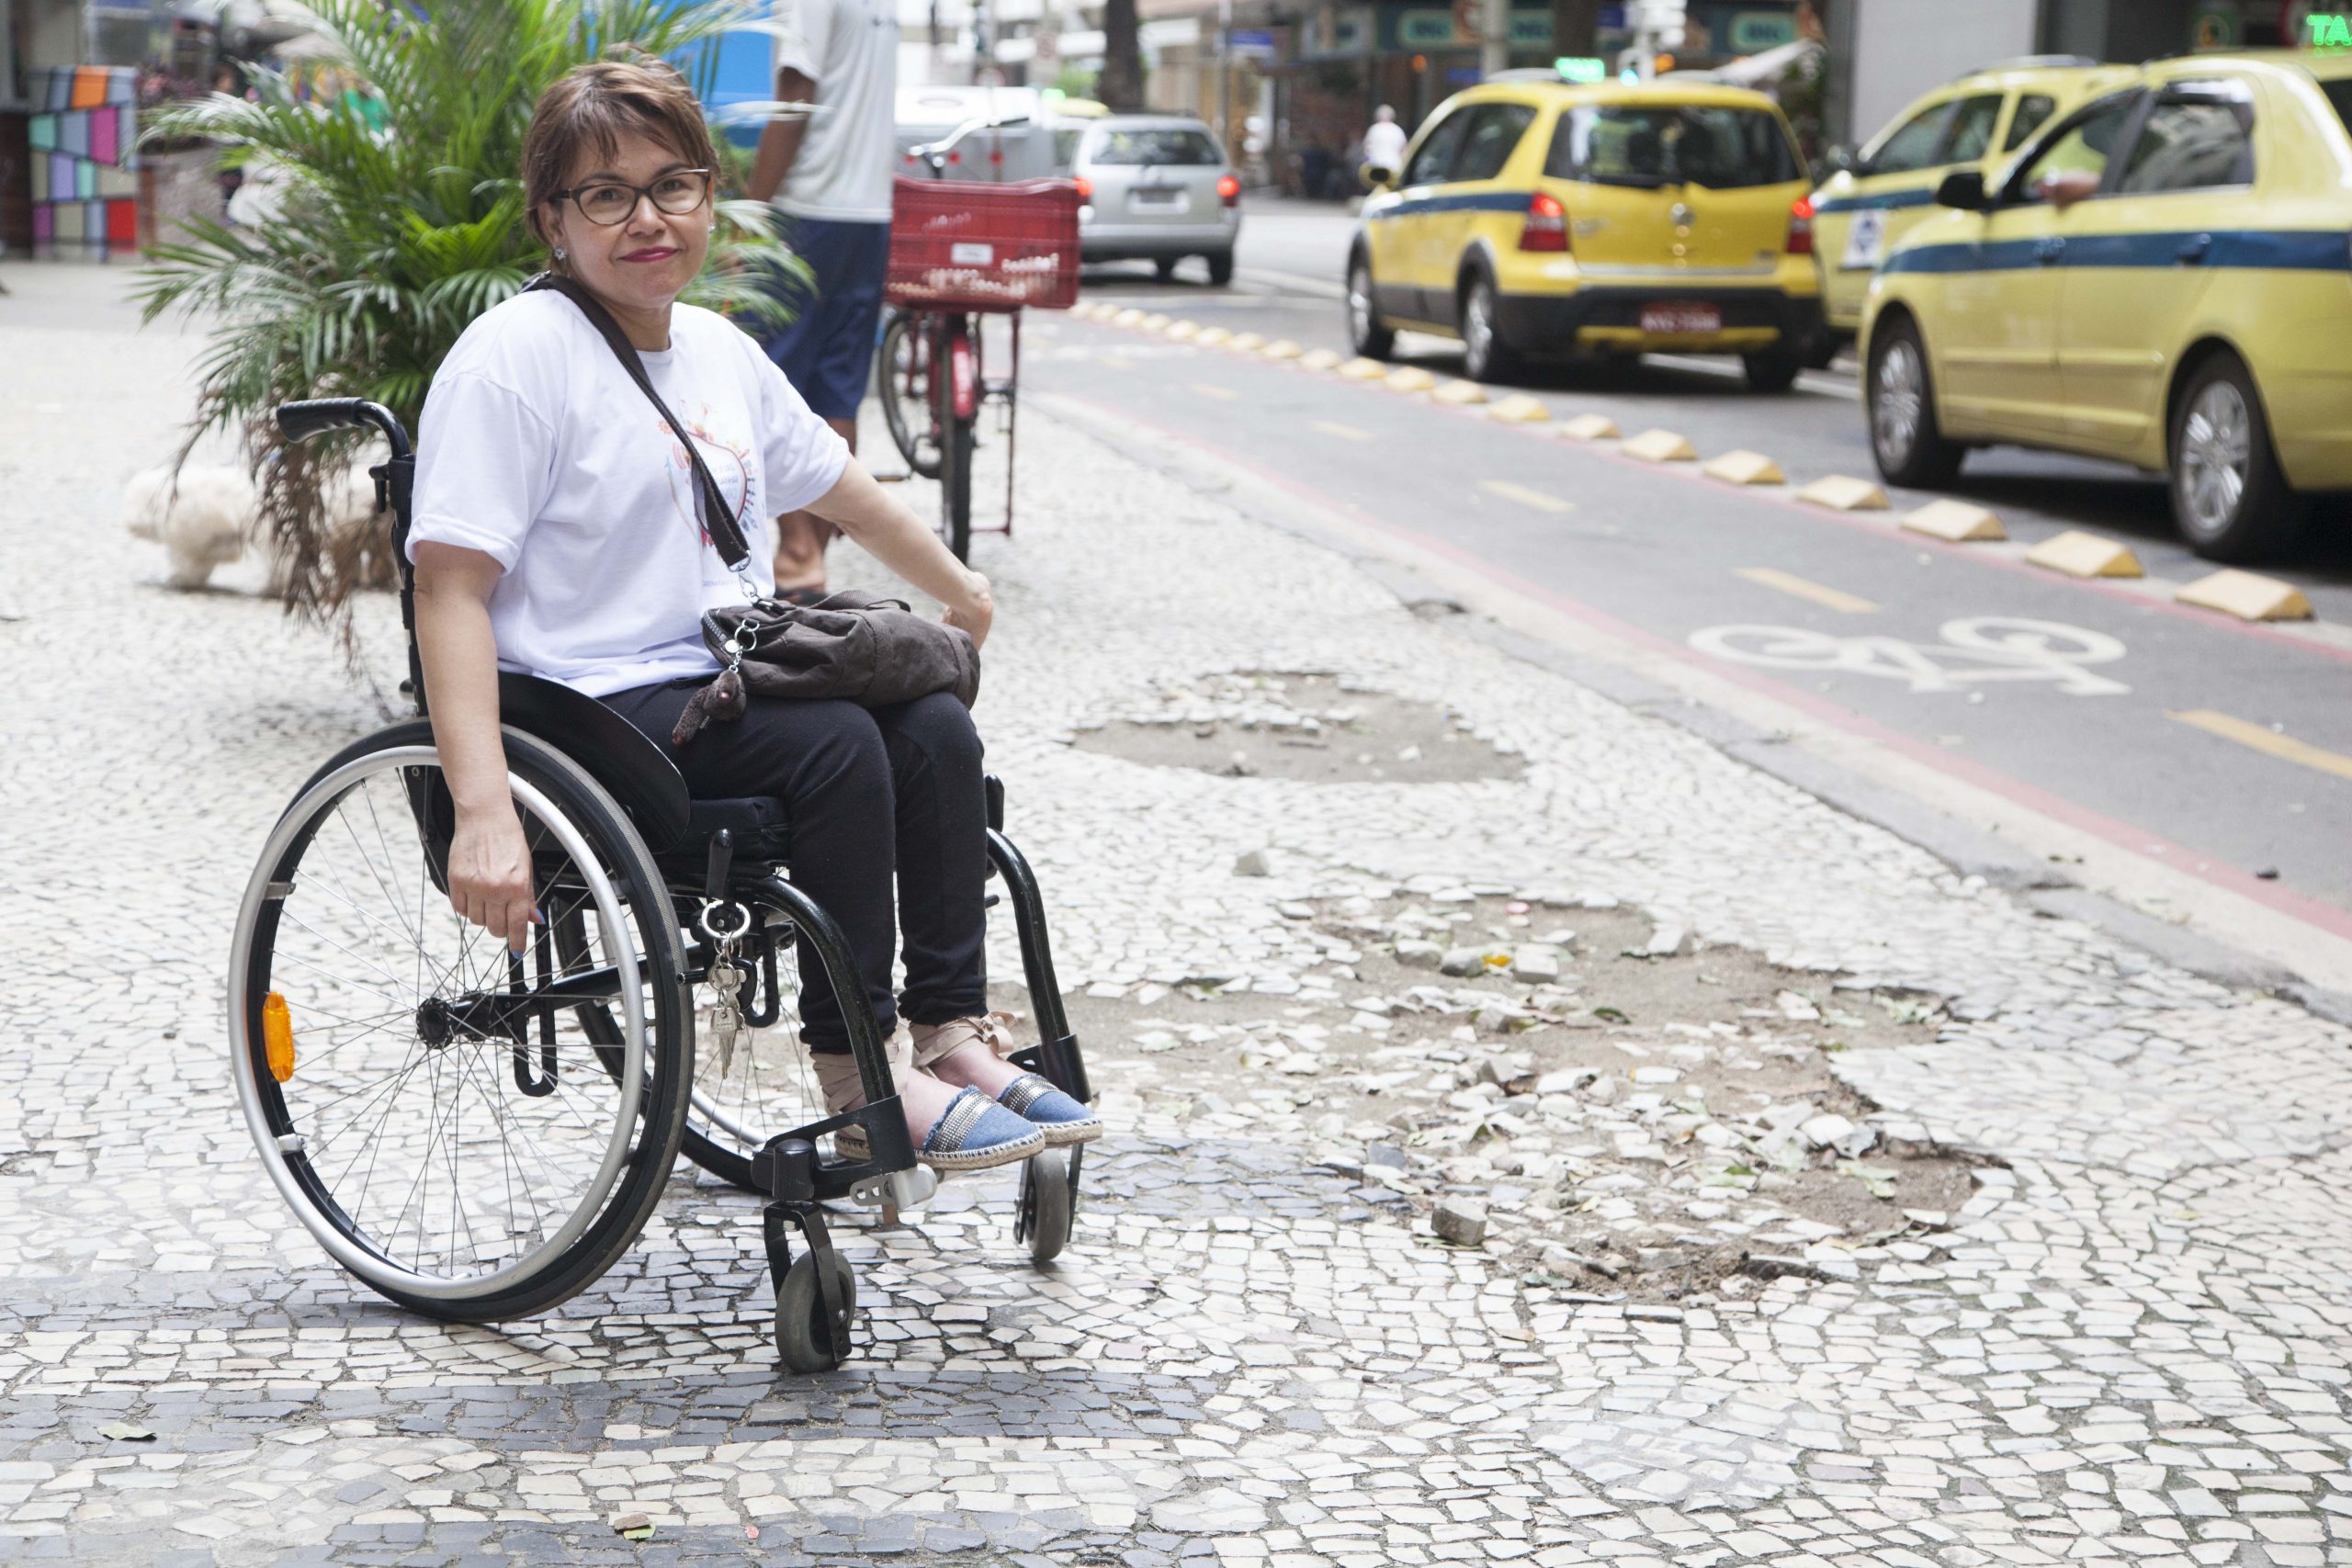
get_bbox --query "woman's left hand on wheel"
[944,571,994,650]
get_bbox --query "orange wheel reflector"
[263,991,296,1083]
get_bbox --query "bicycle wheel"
[229,723,692,1322]
[877,311,942,479]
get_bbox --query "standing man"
[1362,105,1407,176]
[747,0,901,600]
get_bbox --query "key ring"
[699,899,753,943]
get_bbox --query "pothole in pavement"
[1039,891,1989,1313]
[1069,670,1523,784]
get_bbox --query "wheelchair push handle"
[275,398,413,459]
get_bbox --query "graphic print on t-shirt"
[661,403,757,547]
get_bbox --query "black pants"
[603,682,989,1053]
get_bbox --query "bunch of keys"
[699,897,754,1077]
[707,951,744,1075]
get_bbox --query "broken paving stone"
[1439,947,1485,977]
[1233,849,1272,876]
[97,1423,154,1442]
[1365,1142,1408,1170]
[1514,945,1563,984]
[1775,989,1823,1021]
[1432,1197,1489,1246]
[1395,940,1445,970]
[610,1513,653,1540]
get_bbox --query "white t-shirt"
[408,291,850,698]
[1363,120,1408,172]
[773,0,901,222]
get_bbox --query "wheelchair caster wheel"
[775,1250,857,1373]
[1016,1146,1075,1265]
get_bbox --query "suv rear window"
[1544,105,1801,188]
[1086,128,1223,165]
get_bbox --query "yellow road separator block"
[1196,326,1234,347]
[2175,570,2312,622]
[1736,566,1877,615]
[1794,474,1888,511]
[1701,450,1784,486]
[1558,412,1620,442]
[1900,499,2006,542]
[1299,347,1343,370]
[1261,339,1304,360]
[1067,301,1097,319]
[1190,382,1238,401]
[1488,394,1551,423]
[1165,320,1200,341]
[1140,313,1171,331]
[1228,331,1266,352]
[1311,421,1373,443]
[1432,379,1487,406]
[1384,367,1437,393]
[2171,709,2352,783]
[1339,356,1388,380]
[2025,529,2142,579]
[1623,428,1695,462]
[1112,308,1146,327]
[1480,480,1574,515]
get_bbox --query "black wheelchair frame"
[265,396,1091,1370]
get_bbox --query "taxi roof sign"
[1555,56,1606,83]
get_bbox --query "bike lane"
[1026,319,2352,925]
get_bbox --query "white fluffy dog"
[122,463,260,589]
[124,462,386,592]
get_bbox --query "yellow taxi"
[1346,74,1824,389]
[1811,58,2133,339]
[1860,51,2352,560]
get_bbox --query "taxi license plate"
[1641,303,1721,334]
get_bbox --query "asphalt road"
[1035,196,2352,930]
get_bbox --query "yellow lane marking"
[1311,420,1373,443]
[1736,566,1878,615]
[1478,479,1574,515]
[1190,382,1238,401]
[2169,709,2352,784]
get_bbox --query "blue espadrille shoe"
[916,1086,1047,1171]
[993,1071,1103,1147]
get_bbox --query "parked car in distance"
[1063,116,1242,284]
[1346,73,1823,388]
[1811,57,2132,342]
[1861,51,2352,561]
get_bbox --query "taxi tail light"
[1787,197,1815,255]
[1520,191,1569,253]
[1217,174,1241,206]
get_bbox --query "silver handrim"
[229,746,647,1301]
[1464,286,1494,374]
[2179,379,2252,540]
[1873,339,1924,465]
[1347,265,1376,348]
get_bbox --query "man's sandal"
[913,1012,1104,1148]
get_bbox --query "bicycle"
[880,118,1080,561]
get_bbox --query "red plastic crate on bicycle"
[885,176,1082,312]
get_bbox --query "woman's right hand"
[943,570,994,650]
[447,803,539,952]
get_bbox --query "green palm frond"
[138,0,804,633]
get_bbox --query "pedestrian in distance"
[747,0,901,604]
[408,59,1100,1173]
[1363,105,1408,178]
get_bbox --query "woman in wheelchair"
[408,58,1099,1175]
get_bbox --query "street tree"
[1099,0,1143,110]
[134,0,801,641]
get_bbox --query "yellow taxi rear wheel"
[1346,255,1394,359]
[1461,276,1522,384]
[2167,353,2305,564]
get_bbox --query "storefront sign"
[2190,0,2241,48]
[1386,5,1551,50]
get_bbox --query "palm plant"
[136,0,802,635]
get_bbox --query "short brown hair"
[522,57,720,258]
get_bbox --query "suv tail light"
[1520,191,1568,253]
[1217,174,1240,206]
[1787,196,1815,255]
[1073,175,1092,200]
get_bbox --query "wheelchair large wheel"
[228,723,693,1322]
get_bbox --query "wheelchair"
[226,398,1092,1372]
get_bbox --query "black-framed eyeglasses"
[553,169,715,226]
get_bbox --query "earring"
[553,245,567,260]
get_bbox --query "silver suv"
[1065,116,1242,284]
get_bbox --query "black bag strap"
[526,272,753,570]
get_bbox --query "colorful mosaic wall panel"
[25,67,140,257]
